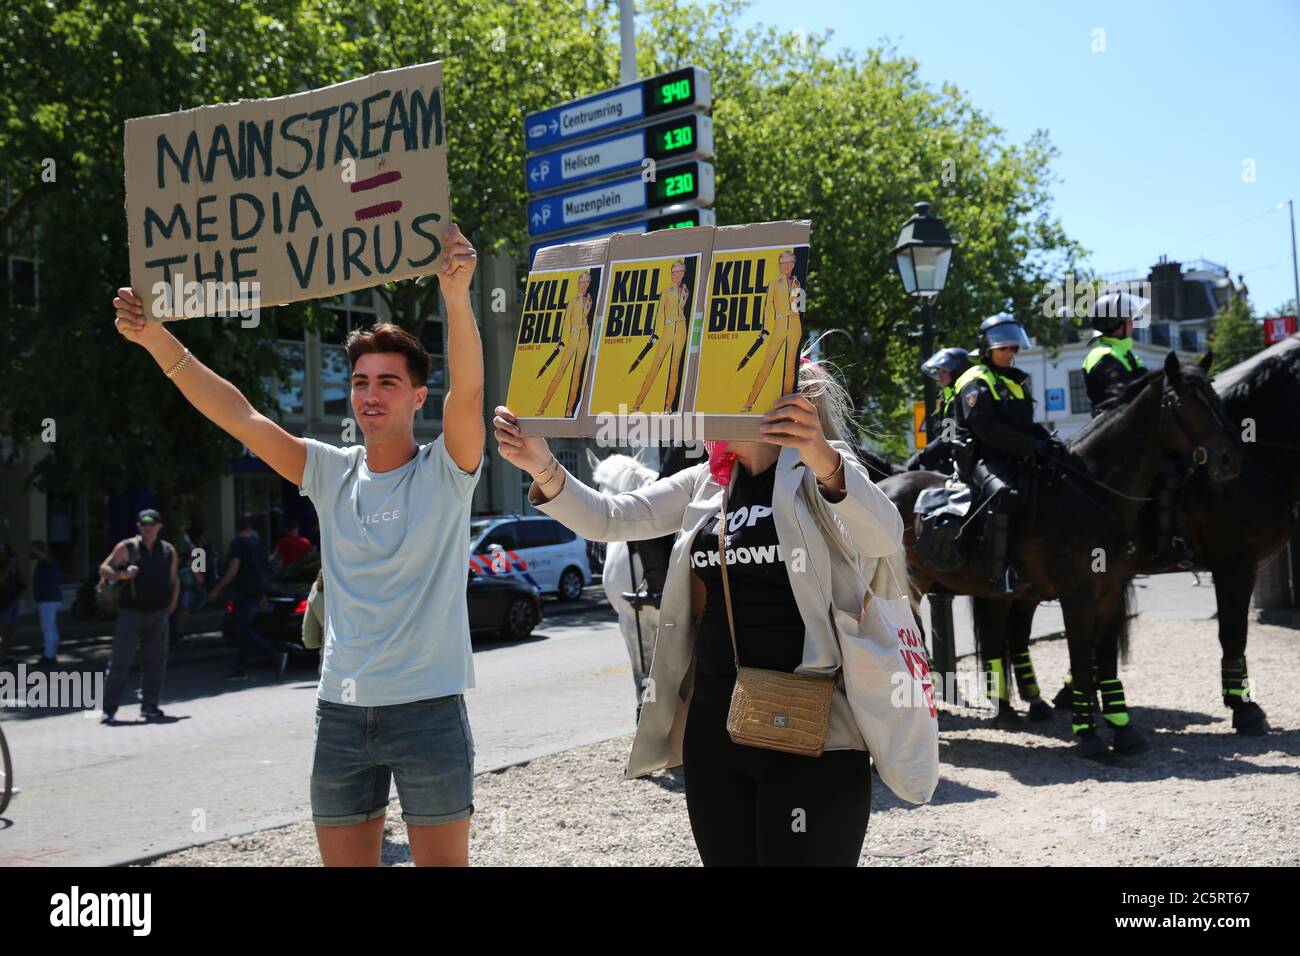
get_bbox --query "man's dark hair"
[237,514,256,532]
[345,323,431,388]
[285,521,299,534]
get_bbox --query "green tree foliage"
[0,0,1082,504]
[1207,295,1263,375]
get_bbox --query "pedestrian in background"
[209,514,280,679]
[30,540,63,667]
[0,543,25,667]
[170,528,206,644]
[99,509,179,724]
[273,520,314,569]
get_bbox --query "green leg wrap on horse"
[984,657,1008,702]
[1099,677,1129,727]
[1012,651,1040,700]
[1222,657,1250,705]
[1071,687,1095,734]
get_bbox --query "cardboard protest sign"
[509,238,609,438]
[691,221,810,439]
[585,227,713,427]
[124,62,451,323]
[504,221,810,440]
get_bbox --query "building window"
[270,341,306,418]
[323,288,379,342]
[1068,369,1091,415]
[320,344,350,418]
[419,319,447,423]
[7,256,37,310]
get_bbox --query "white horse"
[587,448,663,714]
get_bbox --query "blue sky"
[737,0,1300,314]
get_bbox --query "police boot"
[984,511,1019,592]
[1155,484,1192,569]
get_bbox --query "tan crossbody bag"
[716,484,836,756]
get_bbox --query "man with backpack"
[99,509,179,724]
[209,514,281,680]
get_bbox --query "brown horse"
[880,353,1243,761]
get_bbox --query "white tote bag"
[818,510,939,804]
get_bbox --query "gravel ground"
[147,615,1300,866]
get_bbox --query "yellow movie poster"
[693,245,809,416]
[587,254,700,417]
[506,267,600,419]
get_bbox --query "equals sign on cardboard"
[351,170,403,221]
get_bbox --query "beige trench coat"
[529,440,907,779]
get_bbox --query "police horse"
[991,339,1300,737]
[880,353,1243,761]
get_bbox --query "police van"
[468,514,592,600]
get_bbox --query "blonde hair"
[797,331,858,451]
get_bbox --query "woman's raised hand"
[493,405,554,476]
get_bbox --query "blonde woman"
[493,357,905,866]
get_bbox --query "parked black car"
[221,555,544,662]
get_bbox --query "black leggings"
[683,671,872,866]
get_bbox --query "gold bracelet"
[164,348,193,379]
[535,456,561,483]
[815,455,845,484]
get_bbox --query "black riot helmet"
[975,314,1031,355]
[1089,291,1147,335]
[921,347,972,381]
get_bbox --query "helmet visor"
[921,348,969,379]
[984,324,1031,351]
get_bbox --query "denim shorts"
[309,694,475,827]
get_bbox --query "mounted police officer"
[1082,291,1146,411]
[905,347,971,474]
[1082,291,1191,567]
[954,314,1062,591]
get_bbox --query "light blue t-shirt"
[298,434,480,706]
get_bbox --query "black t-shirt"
[689,461,805,677]
[225,535,265,599]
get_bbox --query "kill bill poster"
[505,266,602,420]
[692,242,810,419]
[586,254,701,417]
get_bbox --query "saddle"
[913,482,973,573]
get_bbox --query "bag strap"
[126,536,141,597]
[716,484,741,672]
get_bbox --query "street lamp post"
[891,200,958,692]
[891,200,957,432]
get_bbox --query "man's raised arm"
[436,224,485,475]
[112,288,307,487]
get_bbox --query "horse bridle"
[1161,375,1239,469]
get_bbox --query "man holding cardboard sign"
[111,222,483,867]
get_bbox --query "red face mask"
[704,440,737,488]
